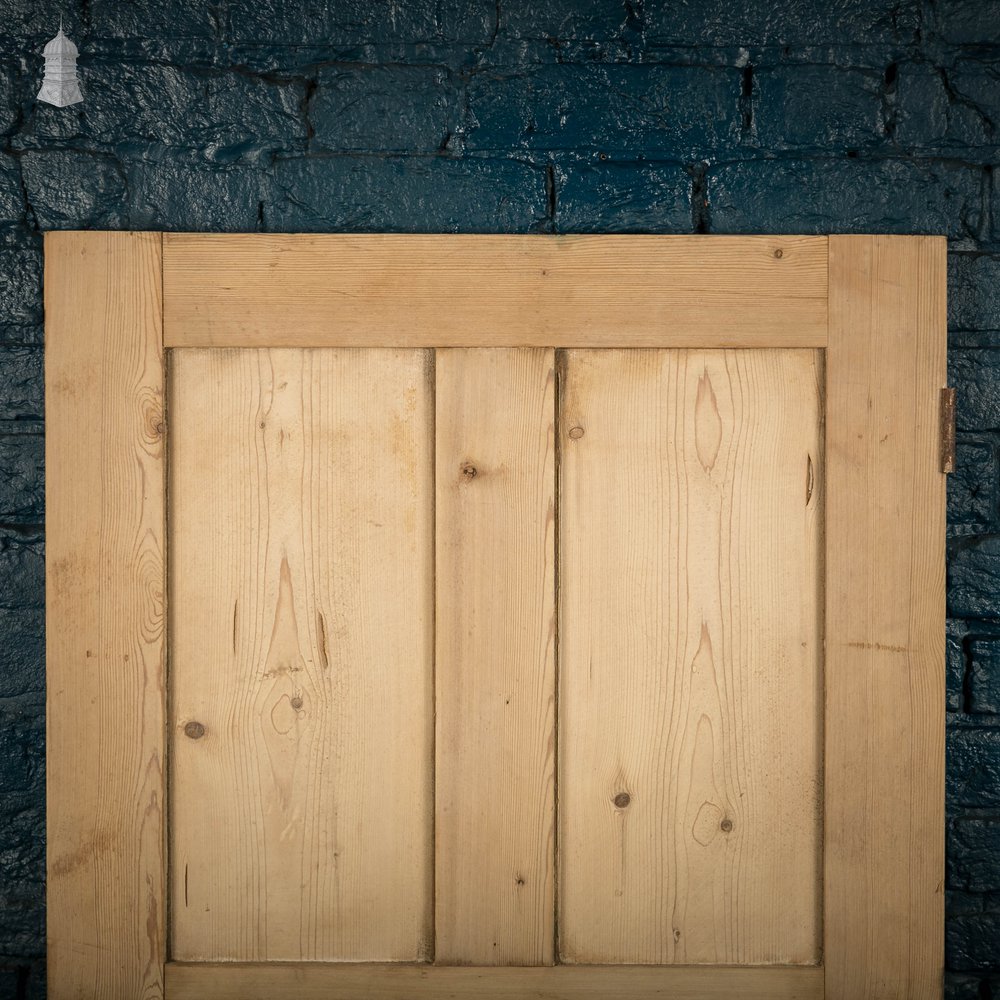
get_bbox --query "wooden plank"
[825,235,946,999]
[435,349,557,965]
[165,962,824,999]
[162,235,828,349]
[169,348,434,961]
[559,349,823,965]
[45,232,166,997]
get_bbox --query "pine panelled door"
[44,233,946,1000]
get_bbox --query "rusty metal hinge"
[940,387,956,474]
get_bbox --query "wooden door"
[45,233,946,999]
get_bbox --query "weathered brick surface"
[555,161,692,232]
[125,155,267,232]
[949,728,1000,810]
[646,0,921,46]
[465,65,741,157]
[0,531,43,611]
[949,619,969,713]
[312,66,459,154]
[0,434,43,523]
[266,155,550,233]
[952,351,1000,432]
[948,909,1000,971]
[0,0,998,993]
[707,157,983,238]
[752,66,885,151]
[0,610,43,700]
[949,439,998,534]
[949,254,1000,344]
[0,350,42,423]
[969,638,1000,715]
[950,536,1000,619]
[950,816,1000,891]
[0,248,42,329]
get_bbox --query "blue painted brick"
[0,967,21,998]
[0,609,43,700]
[948,726,1000,809]
[0,0,74,38]
[950,816,1000,891]
[0,705,43,797]
[0,433,43,523]
[437,0,496,43]
[76,63,307,161]
[948,909,1000,972]
[465,65,741,158]
[952,350,1000,431]
[0,530,43,611]
[266,155,549,233]
[20,150,127,230]
[895,66,949,148]
[125,155,266,232]
[948,620,968,713]
[0,246,42,328]
[969,638,1000,714]
[945,971,989,999]
[0,349,42,422]
[926,0,1000,44]
[500,0,636,41]
[753,66,885,150]
[950,536,1000,619]
[0,62,18,138]
[949,254,1000,336]
[894,63,1000,154]
[947,889,984,916]
[88,0,220,40]
[949,438,998,534]
[647,0,920,46]
[0,795,44,957]
[994,169,1000,246]
[555,161,691,233]
[0,154,23,228]
[224,0,440,45]
[706,158,982,238]
[311,66,459,154]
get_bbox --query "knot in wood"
[613,792,631,809]
[184,721,205,740]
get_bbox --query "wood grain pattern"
[164,962,824,999]
[434,349,557,965]
[169,348,434,961]
[45,231,166,998]
[558,349,823,965]
[162,235,828,349]
[824,235,946,999]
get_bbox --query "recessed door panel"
[559,349,823,965]
[169,348,434,962]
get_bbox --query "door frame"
[44,232,946,999]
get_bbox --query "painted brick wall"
[0,1,997,996]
